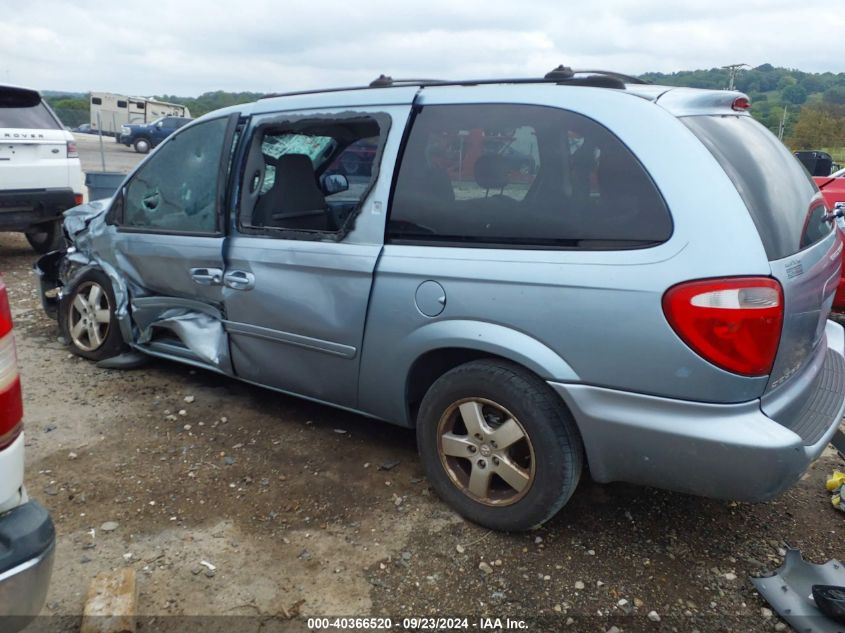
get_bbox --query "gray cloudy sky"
[2,0,843,96]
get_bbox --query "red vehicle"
[814,167,845,311]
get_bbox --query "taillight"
[0,285,23,449]
[67,141,79,158]
[663,277,783,376]
[74,193,83,206]
[732,97,751,111]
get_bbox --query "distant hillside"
[641,64,845,138]
[154,90,265,118]
[43,65,845,146]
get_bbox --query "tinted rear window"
[389,104,672,249]
[0,87,59,129]
[683,115,827,260]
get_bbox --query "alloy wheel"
[436,398,535,506]
[68,281,111,352]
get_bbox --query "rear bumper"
[0,501,56,632]
[0,188,78,231]
[550,320,845,502]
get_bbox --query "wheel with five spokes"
[59,269,124,361]
[417,359,583,531]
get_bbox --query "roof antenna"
[370,74,393,88]
[544,65,575,81]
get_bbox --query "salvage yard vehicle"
[1,85,84,253]
[813,167,845,311]
[119,116,193,154]
[0,279,56,630]
[36,68,845,531]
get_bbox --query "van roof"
[237,67,752,119]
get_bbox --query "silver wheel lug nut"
[492,456,500,466]
[477,459,486,469]
[468,445,477,453]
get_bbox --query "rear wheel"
[24,220,64,254]
[133,137,151,154]
[417,359,583,531]
[59,269,124,361]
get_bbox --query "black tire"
[59,269,124,361]
[24,221,64,254]
[133,137,151,154]
[417,359,583,531]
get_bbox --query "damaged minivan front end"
[35,194,230,370]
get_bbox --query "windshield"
[683,115,829,260]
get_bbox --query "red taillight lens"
[0,286,22,449]
[663,277,783,376]
[67,140,79,158]
[74,193,83,206]
[732,97,751,111]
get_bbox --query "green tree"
[787,105,845,149]
[781,84,807,105]
[824,86,845,105]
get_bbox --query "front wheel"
[133,137,151,154]
[25,220,64,254]
[59,269,124,361]
[417,359,583,531]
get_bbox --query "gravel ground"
[3,147,845,631]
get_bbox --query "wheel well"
[406,348,515,425]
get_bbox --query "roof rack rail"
[259,66,648,101]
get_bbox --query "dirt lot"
[2,142,845,632]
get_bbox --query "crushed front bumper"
[550,320,845,502]
[0,501,56,632]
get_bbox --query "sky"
[2,0,844,97]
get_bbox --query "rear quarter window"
[388,104,672,249]
[682,115,829,260]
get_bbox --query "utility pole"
[722,63,750,91]
[778,105,788,141]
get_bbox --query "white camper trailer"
[89,92,190,135]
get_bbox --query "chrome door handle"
[190,267,223,286]
[224,270,255,291]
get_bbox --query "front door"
[109,114,239,370]
[223,103,411,407]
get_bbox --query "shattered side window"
[242,113,388,236]
[123,117,229,233]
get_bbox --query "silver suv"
[36,69,845,531]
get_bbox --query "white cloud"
[1,0,843,95]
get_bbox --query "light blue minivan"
[37,68,845,530]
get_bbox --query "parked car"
[118,116,192,154]
[72,123,93,134]
[0,84,84,253]
[0,279,56,630]
[813,167,845,311]
[36,69,845,531]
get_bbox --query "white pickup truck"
[0,85,84,253]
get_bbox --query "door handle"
[190,267,223,286]
[224,270,255,291]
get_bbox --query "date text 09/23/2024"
[307,617,529,630]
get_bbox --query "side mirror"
[156,121,163,128]
[322,173,349,195]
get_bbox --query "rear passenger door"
[223,103,412,408]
